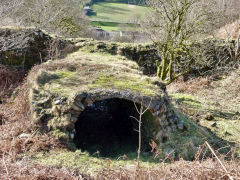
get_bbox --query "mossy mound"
[31,51,162,96]
[27,48,183,149]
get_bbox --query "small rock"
[61,97,67,102]
[72,103,83,111]
[70,133,75,139]
[75,101,85,110]
[83,96,93,107]
[235,111,240,116]
[177,120,184,130]
[88,68,95,72]
[204,113,214,121]
[19,133,31,139]
[54,99,62,105]
[211,122,217,127]
[52,105,60,116]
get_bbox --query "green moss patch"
[34,50,163,98]
[30,149,163,176]
[90,74,158,95]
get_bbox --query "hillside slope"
[0,28,240,179]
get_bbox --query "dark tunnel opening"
[74,98,153,158]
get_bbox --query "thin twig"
[2,152,11,180]
[205,141,233,180]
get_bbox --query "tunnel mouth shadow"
[74,98,153,159]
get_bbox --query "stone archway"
[28,51,182,148]
[43,89,179,145]
[74,98,152,156]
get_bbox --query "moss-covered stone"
[0,27,73,69]
[73,38,237,77]
[75,40,159,74]
[27,48,180,148]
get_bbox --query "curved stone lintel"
[73,89,163,113]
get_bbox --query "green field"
[91,21,139,31]
[91,0,145,4]
[88,2,149,31]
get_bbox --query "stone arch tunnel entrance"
[74,98,153,157]
[28,49,182,159]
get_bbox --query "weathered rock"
[177,120,185,130]
[71,103,83,111]
[19,133,31,139]
[0,28,51,68]
[0,27,72,69]
[27,42,181,145]
[211,122,217,127]
[74,101,85,110]
[54,100,62,105]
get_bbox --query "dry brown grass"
[0,65,24,100]
[0,67,67,179]
[0,81,64,155]
[167,76,213,94]
[97,159,240,180]
[1,157,239,179]
[0,159,92,180]
[0,65,240,179]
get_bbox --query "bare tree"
[0,0,24,25]
[142,0,221,84]
[130,98,152,171]
[0,0,90,37]
[214,0,240,67]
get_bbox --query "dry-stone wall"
[0,27,72,69]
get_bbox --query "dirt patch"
[128,4,136,8]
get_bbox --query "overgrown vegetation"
[0,0,90,37]
[168,70,240,155]
[143,0,240,84]
[1,0,240,179]
[143,0,217,84]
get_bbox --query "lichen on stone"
[27,44,179,147]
